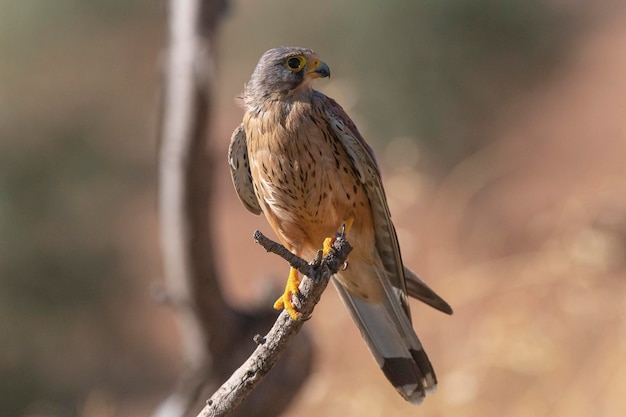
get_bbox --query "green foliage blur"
[0,0,578,416]
[332,0,573,167]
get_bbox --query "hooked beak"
[307,59,331,79]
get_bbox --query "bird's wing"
[228,124,262,215]
[321,94,411,317]
[404,266,453,315]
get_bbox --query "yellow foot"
[323,218,354,256]
[322,237,336,256]
[273,267,302,320]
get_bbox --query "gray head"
[244,46,331,107]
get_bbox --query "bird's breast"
[245,101,371,252]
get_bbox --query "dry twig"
[197,231,352,417]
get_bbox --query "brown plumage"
[228,46,452,403]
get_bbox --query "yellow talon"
[273,267,302,320]
[322,218,354,256]
[322,237,336,256]
[275,219,355,319]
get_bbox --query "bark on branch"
[197,231,353,417]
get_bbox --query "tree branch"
[197,231,352,417]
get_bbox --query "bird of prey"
[228,46,452,404]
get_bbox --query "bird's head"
[244,47,330,107]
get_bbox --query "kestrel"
[228,47,452,403]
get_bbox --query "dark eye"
[286,56,306,72]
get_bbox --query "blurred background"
[2,0,625,416]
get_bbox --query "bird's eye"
[286,56,306,72]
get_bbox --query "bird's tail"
[332,272,436,404]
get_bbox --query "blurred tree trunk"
[153,1,313,416]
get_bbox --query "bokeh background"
[2,0,625,416]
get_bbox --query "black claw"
[299,313,313,321]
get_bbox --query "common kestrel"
[228,46,452,403]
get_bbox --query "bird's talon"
[285,296,303,320]
[274,267,303,320]
[272,297,284,310]
[273,292,303,320]
[340,218,354,238]
[322,237,336,256]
